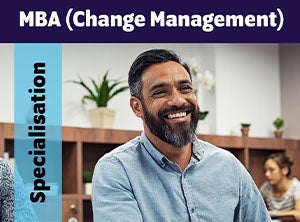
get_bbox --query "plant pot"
[241,127,250,137]
[274,130,283,138]
[88,107,116,128]
[83,183,92,195]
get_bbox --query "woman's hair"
[128,48,191,100]
[267,152,293,177]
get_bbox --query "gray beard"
[141,101,198,148]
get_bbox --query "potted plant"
[273,117,284,138]
[240,123,251,137]
[69,70,129,128]
[82,171,93,195]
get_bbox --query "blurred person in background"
[260,152,300,220]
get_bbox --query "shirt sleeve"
[0,159,14,221]
[232,158,272,222]
[92,155,143,222]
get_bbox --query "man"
[92,49,271,221]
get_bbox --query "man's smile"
[163,111,191,125]
[167,111,187,119]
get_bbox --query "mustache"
[158,104,196,117]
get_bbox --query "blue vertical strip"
[14,44,62,222]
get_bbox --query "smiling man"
[92,49,271,221]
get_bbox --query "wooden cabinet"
[1,122,299,221]
[62,198,80,222]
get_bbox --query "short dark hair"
[128,49,191,100]
[267,152,293,177]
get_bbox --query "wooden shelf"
[198,134,244,148]
[81,194,91,200]
[1,122,299,221]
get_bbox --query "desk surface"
[271,214,296,222]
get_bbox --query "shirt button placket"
[181,173,196,221]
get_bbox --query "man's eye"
[153,90,166,97]
[180,85,193,92]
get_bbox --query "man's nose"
[166,90,186,107]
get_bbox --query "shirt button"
[191,208,194,213]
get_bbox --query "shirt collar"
[140,132,168,168]
[191,136,204,161]
[140,132,204,168]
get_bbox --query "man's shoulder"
[196,138,249,176]
[197,138,236,159]
[97,136,143,165]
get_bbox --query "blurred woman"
[260,152,300,220]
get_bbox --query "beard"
[141,101,199,148]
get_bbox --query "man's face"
[139,61,199,147]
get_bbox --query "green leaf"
[67,70,129,108]
[273,118,284,129]
[199,111,209,120]
[83,171,93,183]
[241,123,251,127]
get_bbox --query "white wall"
[280,44,300,139]
[0,44,14,123]
[62,44,216,131]
[215,44,281,137]
[1,43,292,138]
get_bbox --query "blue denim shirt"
[92,133,271,222]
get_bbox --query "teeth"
[167,112,186,119]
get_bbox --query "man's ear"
[130,96,143,118]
